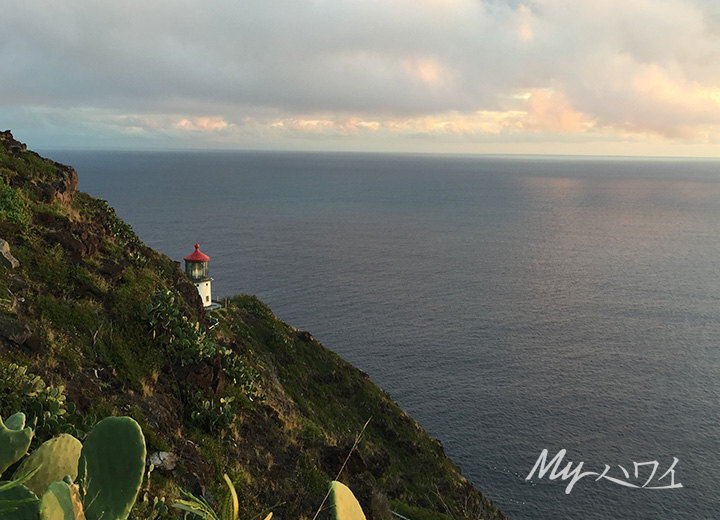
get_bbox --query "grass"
[0,150,58,182]
[34,243,71,287]
[35,294,101,335]
[389,500,454,520]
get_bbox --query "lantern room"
[184,243,212,307]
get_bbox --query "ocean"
[47,150,720,520]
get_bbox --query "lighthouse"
[184,243,212,307]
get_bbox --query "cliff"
[0,131,507,520]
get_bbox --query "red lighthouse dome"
[184,243,210,263]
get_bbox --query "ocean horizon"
[48,149,720,520]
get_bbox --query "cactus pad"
[5,412,27,431]
[14,433,82,496]
[0,413,34,476]
[329,481,367,520]
[40,480,86,520]
[0,480,40,520]
[78,416,146,520]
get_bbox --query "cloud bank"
[3,0,720,154]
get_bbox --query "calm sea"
[48,150,720,520]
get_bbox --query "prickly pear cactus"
[0,479,40,520]
[0,413,33,475]
[40,480,86,520]
[14,433,82,496]
[4,412,26,431]
[78,416,146,520]
[329,481,367,520]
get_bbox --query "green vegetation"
[145,289,261,396]
[0,414,146,520]
[79,416,147,520]
[0,131,507,520]
[0,183,29,224]
[0,363,93,445]
[143,289,263,433]
[0,149,58,182]
[0,412,373,520]
[0,468,41,520]
[14,433,82,496]
[173,473,255,520]
[0,413,33,475]
[389,501,455,520]
[92,197,143,250]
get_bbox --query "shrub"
[143,290,264,433]
[145,290,263,402]
[185,391,239,433]
[0,361,94,445]
[34,243,70,286]
[0,183,29,224]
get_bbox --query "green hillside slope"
[0,130,507,520]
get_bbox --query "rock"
[34,212,65,229]
[40,183,57,203]
[0,315,32,346]
[179,471,207,499]
[148,451,177,472]
[8,275,27,294]
[76,228,103,258]
[54,164,79,206]
[0,130,78,206]
[46,228,85,262]
[0,239,19,269]
[0,130,26,155]
[22,333,44,354]
[141,394,184,438]
[183,355,225,395]
[99,259,126,282]
[9,174,28,189]
[297,330,315,343]
[77,284,105,301]
[35,214,103,260]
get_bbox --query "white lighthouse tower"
[184,243,212,307]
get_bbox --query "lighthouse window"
[206,295,210,302]
[186,261,208,280]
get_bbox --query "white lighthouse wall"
[195,281,212,306]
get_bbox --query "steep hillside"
[0,130,507,520]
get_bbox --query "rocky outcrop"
[0,130,26,155]
[33,212,103,262]
[1,130,78,206]
[176,354,225,395]
[0,314,32,345]
[52,164,79,206]
[0,239,19,269]
[0,314,43,352]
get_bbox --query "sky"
[3,0,720,157]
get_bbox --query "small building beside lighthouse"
[184,243,212,307]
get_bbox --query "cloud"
[517,89,588,133]
[515,5,535,42]
[175,117,230,132]
[523,0,720,138]
[3,0,720,153]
